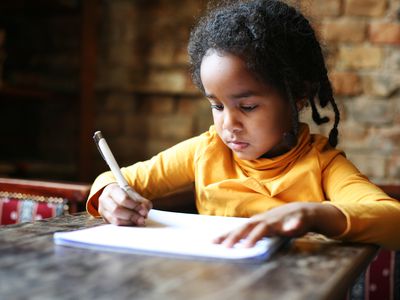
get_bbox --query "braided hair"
[188,0,340,147]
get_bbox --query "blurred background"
[0,0,399,185]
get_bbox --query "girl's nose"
[223,110,242,133]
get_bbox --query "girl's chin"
[233,151,258,160]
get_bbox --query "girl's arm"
[87,132,209,223]
[216,154,400,250]
[322,155,400,250]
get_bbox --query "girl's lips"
[228,141,249,151]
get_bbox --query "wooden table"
[0,212,378,300]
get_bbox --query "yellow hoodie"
[87,124,400,249]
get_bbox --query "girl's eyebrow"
[204,93,216,99]
[230,91,255,99]
[205,91,256,100]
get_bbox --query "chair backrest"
[0,177,91,225]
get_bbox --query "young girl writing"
[87,0,400,250]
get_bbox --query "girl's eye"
[241,105,257,112]
[211,104,224,111]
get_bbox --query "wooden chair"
[0,177,90,225]
[350,184,400,300]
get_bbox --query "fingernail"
[139,208,147,216]
[243,240,253,248]
[222,240,233,248]
[212,237,222,244]
[283,217,298,231]
[137,217,145,226]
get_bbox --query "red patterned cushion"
[366,249,399,300]
[349,249,400,300]
[0,197,66,225]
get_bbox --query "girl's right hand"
[98,183,153,226]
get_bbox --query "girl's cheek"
[212,113,223,126]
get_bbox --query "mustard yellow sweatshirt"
[87,124,400,249]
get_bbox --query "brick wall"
[0,0,397,182]
[93,0,212,176]
[296,0,400,184]
[95,0,400,184]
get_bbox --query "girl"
[87,0,400,250]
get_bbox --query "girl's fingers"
[117,191,152,217]
[102,184,153,218]
[138,198,153,216]
[102,210,142,226]
[121,196,152,218]
[105,183,151,211]
[219,223,257,248]
[242,222,271,247]
[129,212,146,226]
[99,195,149,226]
[112,188,143,210]
[101,205,146,226]
[281,214,302,234]
[213,233,228,244]
[101,198,138,222]
[215,213,307,249]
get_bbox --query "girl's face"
[200,51,294,160]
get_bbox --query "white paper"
[54,209,284,261]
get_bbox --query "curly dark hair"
[188,0,340,147]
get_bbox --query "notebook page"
[54,209,284,261]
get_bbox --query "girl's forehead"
[201,50,247,69]
[201,52,248,77]
[200,52,279,96]
[203,48,232,63]
[201,51,268,84]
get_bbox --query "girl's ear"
[296,98,307,111]
[296,81,314,111]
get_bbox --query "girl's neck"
[259,131,297,159]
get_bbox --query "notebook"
[53,209,285,261]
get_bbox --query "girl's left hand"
[213,202,346,248]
